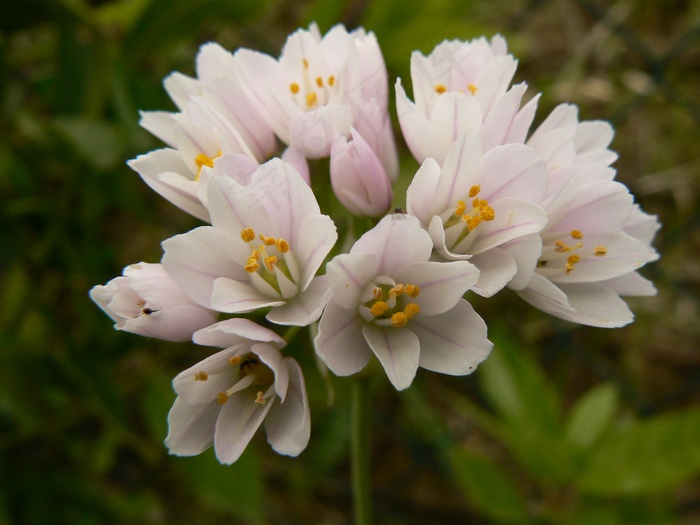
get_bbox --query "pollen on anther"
[277,239,290,253]
[467,83,478,95]
[255,391,267,405]
[554,240,571,253]
[216,392,229,405]
[195,153,215,170]
[480,205,495,221]
[316,76,324,87]
[404,303,420,318]
[391,312,409,327]
[571,229,583,239]
[264,256,278,272]
[469,185,481,198]
[241,228,255,242]
[289,82,300,94]
[435,84,447,94]
[370,301,389,317]
[328,75,335,86]
[466,215,482,231]
[228,356,242,366]
[567,254,580,264]
[455,200,467,216]
[302,58,309,69]
[194,371,209,381]
[594,246,607,256]
[389,284,404,297]
[306,92,318,107]
[405,284,420,298]
[372,286,383,300]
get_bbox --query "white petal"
[363,324,420,391]
[266,275,330,326]
[395,261,479,315]
[327,253,379,309]
[600,271,656,297]
[214,389,274,464]
[395,78,436,164]
[412,300,491,375]
[433,133,485,213]
[288,105,353,158]
[281,146,310,184]
[139,110,177,147]
[314,300,372,376]
[555,282,634,328]
[406,158,441,227]
[517,273,574,315]
[502,234,543,291]
[468,248,517,297]
[481,144,549,203]
[253,343,289,402]
[164,71,201,110]
[296,215,338,289]
[265,358,311,457]
[165,397,218,456]
[548,180,633,232]
[430,93,483,164]
[211,277,284,313]
[193,318,285,348]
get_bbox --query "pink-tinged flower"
[162,159,338,326]
[166,319,310,464]
[315,214,491,391]
[516,177,658,327]
[235,23,398,179]
[330,127,392,217]
[396,35,539,164]
[89,262,217,342]
[407,133,550,296]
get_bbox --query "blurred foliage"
[1,0,699,523]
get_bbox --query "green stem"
[351,378,373,525]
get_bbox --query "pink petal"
[193,318,285,348]
[467,248,517,297]
[214,389,274,464]
[363,324,420,391]
[327,253,379,309]
[314,300,372,376]
[266,275,330,326]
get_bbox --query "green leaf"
[577,408,700,495]
[53,117,125,170]
[565,382,619,450]
[449,447,529,523]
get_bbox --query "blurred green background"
[2,0,700,523]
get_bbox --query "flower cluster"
[91,25,659,463]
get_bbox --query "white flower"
[89,262,217,342]
[166,319,310,464]
[235,23,398,179]
[396,35,538,164]
[516,176,658,327]
[407,133,550,296]
[315,214,491,391]
[161,158,338,326]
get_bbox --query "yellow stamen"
[194,371,208,381]
[479,205,495,221]
[594,246,607,256]
[571,229,583,239]
[260,234,276,246]
[228,356,242,366]
[216,392,229,405]
[316,76,324,87]
[391,312,408,327]
[264,256,278,272]
[554,240,571,253]
[241,228,255,243]
[435,84,447,94]
[255,391,266,405]
[370,301,389,317]
[466,215,482,231]
[277,239,290,253]
[469,185,481,198]
[195,153,215,170]
[372,287,383,300]
[289,82,300,94]
[567,254,580,264]
[472,197,483,208]
[404,303,420,319]
[389,284,404,297]
[302,58,309,69]
[467,83,478,95]
[306,92,318,107]
[455,200,467,217]
[328,75,335,87]
[405,284,420,298]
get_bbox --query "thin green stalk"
[351,378,373,525]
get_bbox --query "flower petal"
[554,282,634,328]
[211,277,285,313]
[214,389,274,464]
[296,215,338,289]
[327,253,379,309]
[314,300,372,376]
[193,318,285,348]
[363,323,420,391]
[165,397,219,456]
[266,274,330,326]
[467,248,517,297]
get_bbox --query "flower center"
[194,150,222,181]
[214,353,276,406]
[288,57,337,111]
[363,281,421,328]
[440,185,495,252]
[434,82,478,96]
[537,229,608,276]
[241,227,300,299]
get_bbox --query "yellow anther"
[571,229,583,239]
[467,83,478,95]
[195,153,215,170]
[277,239,290,253]
[404,303,420,318]
[472,197,483,208]
[405,284,420,298]
[316,76,324,87]
[466,215,482,231]
[372,287,383,300]
[435,84,447,94]
[391,312,409,327]
[306,92,318,107]
[289,82,300,94]
[370,301,389,317]
[389,284,404,297]
[302,58,309,69]
[567,255,581,265]
[480,205,495,221]
[259,234,276,246]
[241,228,256,242]
[455,200,467,217]
[469,185,481,198]
[228,356,242,366]
[255,391,266,405]
[194,371,209,381]
[594,246,607,256]
[328,75,335,86]
[216,392,229,405]
[554,240,571,253]
[244,260,260,273]
[264,256,278,272]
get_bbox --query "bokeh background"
[2,0,700,523]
